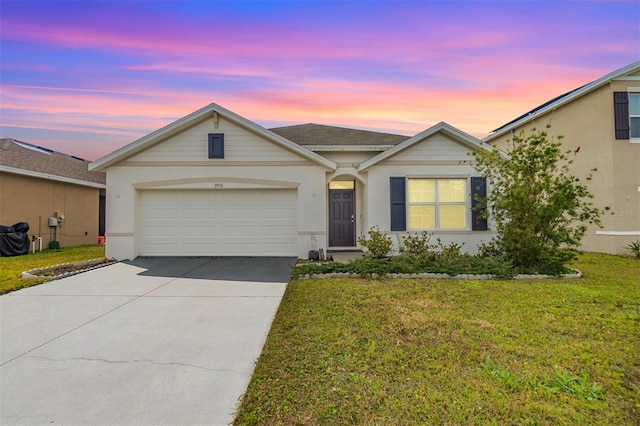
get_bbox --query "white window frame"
[407,177,469,230]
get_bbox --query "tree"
[472,126,601,274]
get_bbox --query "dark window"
[630,93,640,139]
[613,92,630,140]
[470,177,488,231]
[208,133,224,158]
[390,177,406,231]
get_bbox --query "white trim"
[358,122,493,171]
[89,103,337,171]
[615,76,640,81]
[406,177,470,232]
[0,165,106,189]
[485,61,640,141]
[596,231,640,236]
[306,145,393,152]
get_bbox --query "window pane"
[409,205,435,229]
[329,181,355,189]
[408,180,435,202]
[630,94,640,115]
[439,205,466,229]
[631,117,640,138]
[439,179,466,202]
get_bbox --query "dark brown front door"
[329,189,355,246]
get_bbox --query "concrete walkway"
[0,257,294,425]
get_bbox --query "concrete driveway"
[0,257,295,425]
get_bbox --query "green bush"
[357,226,392,258]
[477,240,503,258]
[626,240,640,259]
[292,250,516,279]
[472,126,601,275]
[398,231,433,256]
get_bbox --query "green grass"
[235,253,640,425]
[0,245,106,294]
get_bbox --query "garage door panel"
[222,209,257,219]
[181,227,216,237]
[144,227,178,237]
[144,209,179,220]
[222,243,257,255]
[140,190,297,256]
[222,226,257,237]
[261,208,295,219]
[184,209,218,219]
[260,226,295,236]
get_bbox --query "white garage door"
[140,190,297,256]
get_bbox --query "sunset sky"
[1,0,639,161]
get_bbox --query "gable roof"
[486,61,640,141]
[269,123,409,149]
[358,122,489,171]
[0,138,106,188]
[89,103,337,171]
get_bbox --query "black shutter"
[471,177,488,231]
[613,92,629,140]
[208,133,224,158]
[390,177,406,231]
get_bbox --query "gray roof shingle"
[269,123,409,146]
[0,138,106,185]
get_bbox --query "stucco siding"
[489,81,640,254]
[0,172,100,249]
[344,131,499,254]
[104,162,329,260]
[364,162,496,255]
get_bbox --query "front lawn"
[0,245,106,294]
[235,253,640,425]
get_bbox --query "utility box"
[48,217,58,227]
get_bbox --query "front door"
[329,189,355,246]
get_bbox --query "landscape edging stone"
[21,258,117,281]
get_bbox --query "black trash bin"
[0,222,30,257]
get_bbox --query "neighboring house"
[90,104,495,260]
[484,61,640,255]
[0,138,106,249]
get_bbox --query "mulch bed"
[22,258,118,281]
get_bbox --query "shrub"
[477,240,503,258]
[434,239,464,260]
[398,231,433,256]
[626,240,640,259]
[471,126,601,275]
[358,226,393,258]
[292,250,516,279]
